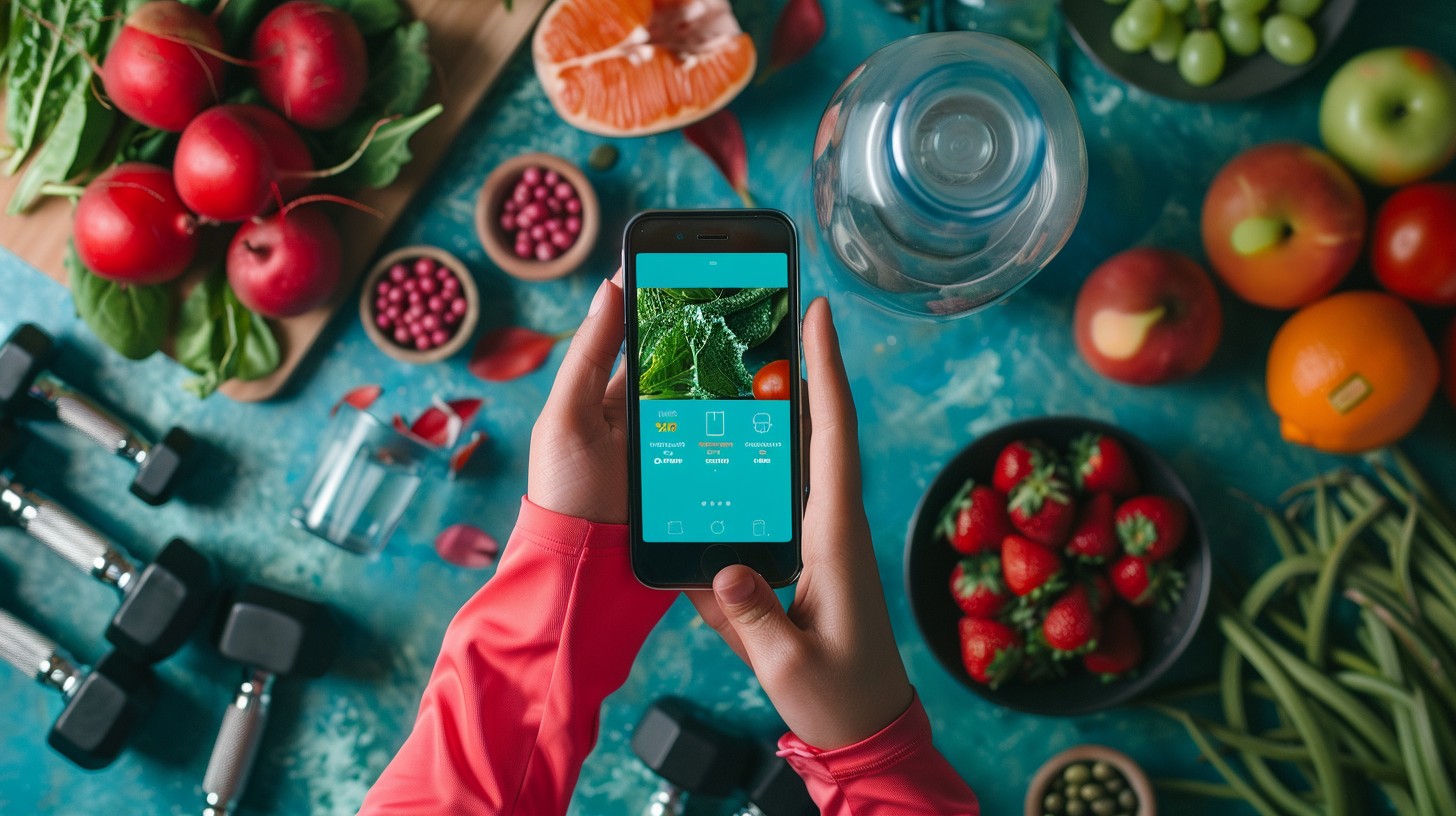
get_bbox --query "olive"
[1080,784,1105,801]
[1092,761,1115,781]
[1066,800,1087,816]
[1118,789,1138,809]
[1104,777,1125,793]
[1064,763,1092,785]
[1044,792,1066,812]
[1091,801,1117,816]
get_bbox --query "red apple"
[1074,248,1223,385]
[1201,143,1366,309]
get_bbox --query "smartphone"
[624,210,803,589]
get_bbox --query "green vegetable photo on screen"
[636,287,792,400]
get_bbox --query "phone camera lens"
[676,232,685,240]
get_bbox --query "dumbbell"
[0,606,156,769]
[0,421,215,663]
[631,697,753,816]
[733,752,816,816]
[202,585,338,816]
[0,323,193,505]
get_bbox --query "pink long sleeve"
[780,693,981,816]
[358,497,676,816]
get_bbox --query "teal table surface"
[3,1,1456,814]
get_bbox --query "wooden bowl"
[360,245,479,364]
[1025,745,1156,816]
[475,152,599,281]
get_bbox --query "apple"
[1319,47,1456,186]
[1373,183,1456,307]
[1201,143,1365,310]
[1074,248,1223,386]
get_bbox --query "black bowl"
[905,417,1212,717]
[1063,0,1357,103]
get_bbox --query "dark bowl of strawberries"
[905,416,1211,716]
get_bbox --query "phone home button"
[700,544,741,581]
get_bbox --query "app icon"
[710,520,725,535]
[752,520,767,537]
[706,411,726,437]
[752,413,772,433]
[667,521,684,535]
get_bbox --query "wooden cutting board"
[0,0,551,401]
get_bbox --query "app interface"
[634,252,794,543]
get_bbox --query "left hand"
[527,271,630,524]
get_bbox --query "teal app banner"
[637,252,788,288]
[639,400,792,542]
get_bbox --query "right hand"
[688,298,914,751]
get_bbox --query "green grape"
[1219,12,1263,56]
[1221,0,1270,13]
[1122,0,1167,45]
[1179,29,1226,86]
[1160,0,1190,13]
[1277,0,1323,17]
[1150,15,1185,63]
[1263,13,1317,64]
[1111,13,1149,52]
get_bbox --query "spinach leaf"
[66,244,170,360]
[175,271,281,397]
[4,0,111,175]
[118,123,177,164]
[319,0,401,36]
[636,287,789,399]
[360,19,429,116]
[7,76,111,212]
[332,102,442,190]
[234,295,280,381]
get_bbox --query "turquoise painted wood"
[2,1,1455,813]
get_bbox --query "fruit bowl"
[1063,0,1357,103]
[475,152,599,281]
[360,245,480,364]
[904,417,1211,716]
[1025,745,1156,816]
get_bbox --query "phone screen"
[632,251,796,544]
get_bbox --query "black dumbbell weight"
[733,751,816,816]
[0,323,193,505]
[0,606,156,769]
[631,697,754,816]
[202,585,338,816]
[0,423,215,663]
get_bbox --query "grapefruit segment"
[533,0,756,136]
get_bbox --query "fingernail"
[715,569,756,605]
[587,279,609,317]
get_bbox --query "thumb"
[712,565,800,665]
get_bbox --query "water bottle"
[812,32,1086,319]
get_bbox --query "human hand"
[527,272,630,524]
[689,298,914,751]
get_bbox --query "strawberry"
[1068,432,1140,497]
[958,617,1023,688]
[1001,534,1065,598]
[1042,585,1101,657]
[1083,605,1143,680]
[938,479,1014,556]
[950,555,1009,618]
[1008,466,1076,546]
[1116,495,1189,561]
[1109,554,1185,609]
[1065,492,1119,563]
[992,439,1055,494]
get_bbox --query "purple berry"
[419,276,437,294]
[430,329,450,346]
[534,242,559,261]
[565,216,582,235]
[522,166,542,186]
[385,304,402,319]
[422,314,441,331]
[565,198,582,215]
[529,224,547,241]
[553,182,574,200]
[500,213,516,231]
[543,169,560,186]
[414,258,435,276]
[386,288,404,304]
[532,185,550,201]
[512,184,531,206]
[415,335,432,351]
[451,297,469,315]
[393,327,411,344]
[427,295,444,312]
[551,231,574,249]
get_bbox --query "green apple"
[1319,47,1456,186]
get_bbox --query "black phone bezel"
[623,209,804,589]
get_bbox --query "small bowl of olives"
[1025,745,1154,816]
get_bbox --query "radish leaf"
[66,244,169,361]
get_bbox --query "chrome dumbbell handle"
[644,782,686,816]
[731,807,768,816]
[202,669,275,816]
[0,607,80,696]
[0,473,137,591]
[30,372,151,466]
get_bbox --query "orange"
[533,0,756,136]
[1267,291,1439,453]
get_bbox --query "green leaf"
[66,245,170,360]
[118,124,176,165]
[318,0,402,36]
[175,271,281,397]
[7,77,110,213]
[4,0,113,175]
[361,19,429,115]
[235,307,280,381]
[332,102,441,189]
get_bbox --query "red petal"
[410,397,485,448]
[447,398,484,427]
[469,327,562,382]
[684,109,754,208]
[449,431,487,477]
[391,414,435,447]
[434,524,500,569]
[767,0,826,75]
[331,385,382,417]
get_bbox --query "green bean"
[1346,587,1456,716]
[1220,614,1347,816]
[1367,612,1437,816]
[1242,554,1321,619]
[1411,690,1456,816]
[1308,498,1387,664]
[1384,449,1456,532]
[1412,550,1456,634]
[1315,475,1333,555]
[1392,499,1420,614]
[1258,504,1301,559]
[1162,707,1283,816]
[1267,611,1380,676]
[1153,778,1252,800]
[1219,637,1319,816]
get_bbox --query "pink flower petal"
[469,327,566,382]
[449,431,487,478]
[435,524,500,569]
[331,385,382,417]
[684,109,754,208]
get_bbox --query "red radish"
[227,207,341,317]
[175,105,313,222]
[251,1,367,130]
[101,1,227,132]
[73,163,197,285]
